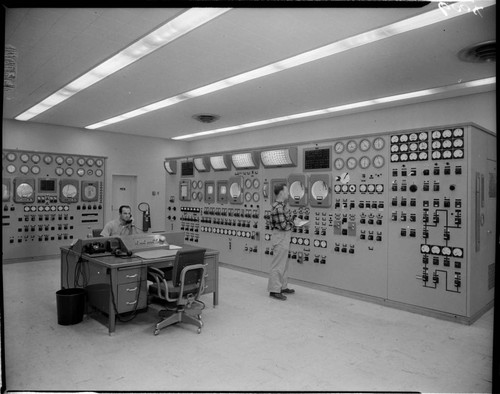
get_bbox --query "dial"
[442,150,452,159]
[192,180,197,189]
[297,238,304,245]
[409,133,418,141]
[453,138,464,148]
[6,152,16,161]
[77,158,85,166]
[452,248,463,257]
[95,169,103,177]
[432,141,441,149]
[253,179,260,189]
[399,134,408,143]
[346,140,357,153]
[253,192,260,202]
[391,145,399,153]
[55,167,64,176]
[419,132,428,141]
[31,154,40,163]
[400,153,408,162]
[20,153,29,163]
[367,184,376,193]
[65,167,74,176]
[432,151,441,160]
[84,184,97,200]
[334,184,342,193]
[373,137,385,150]
[245,192,252,202]
[95,159,104,167]
[419,152,428,160]
[359,156,370,169]
[453,128,464,137]
[376,184,384,193]
[346,157,357,170]
[86,158,95,166]
[77,168,85,177]
[320,240,327,248]
[245,178,252,189]
[419,141,428,150]
[442,139,452,149]
[55,156,64,165]
[192,192,198,200]
[17,183,34,198]
[6,164,16,173]
[409,152,418,161]
[304,239,310,246]
[442,247,451,256]
[334,142,345,154]
[409,143,418,151]
[453,149,464,158]
[442,129,452,138]
[20,165,29,174]
[391,154,399,162]
[432,130,442,139]
[62,184,77,198]
[349,184,356,193]
[399,144,408,152]
[390,135,399,144]
[359,184,367,193]
[31,165,40,175]
[341,184,349,193]
[334,157,344,170]
[431,245,441,254]
[198,181,203,189]
[359,139,371,152]
[43,155,53,164]
[313,240,320,247]
[421,244,430,254]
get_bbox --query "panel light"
[260,147,298,168]
[194,157,210,172]
[163,160,177,174]
[210,155,231,171]
[231,152,260,169]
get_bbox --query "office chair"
[147,248,206,335]
[92,229,103,237]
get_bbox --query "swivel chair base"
[153,305,203,335]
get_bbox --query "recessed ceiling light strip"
[86,2,494,130]
[172,77,496,140]
[15,8,230,122]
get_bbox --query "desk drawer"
[117,281,147,313]
[117,267,144,284]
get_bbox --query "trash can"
[56,288,86,325]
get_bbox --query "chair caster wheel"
[154,328,160,336]
[197,328,201,334]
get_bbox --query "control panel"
[2,149,106,259]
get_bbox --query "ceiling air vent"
[192,114,220,123]
[458,40,496,63]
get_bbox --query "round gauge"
[346,140,357,153]
[432,141,441,149]
[62,184,77,198]
[346,157,357,170]
[20,153,29,163]
[409,143,418,151]
[7,164,16,173]
[55,167,64,176]
[320,240,327,248]
[311,180,329,201]
[24,206,30,212]
[289,181,305,200]
[37,206,44,212]
[44,206,50,212]
[400,153,408,162]
[359,139,371,152]
[77,168,85,177]
[192,192,198,200]
[304,239,310,246]
[399,144,408,152]
[453,138,464,148]
[55,156,64,165]
[253,179,260,189]
[291,237,297,244]
[399,134,408,143]
[334,158,344,170]
[334,142,345,154]
[442,140,452,149]
[367,184,376,193]
[198,192,203,201]
[373,155,385,168]
[245,192,252,202]
[419,141,428,150]
[432,151,441,160]
[442,150,452,159]
[6,152,16,162]
[63,205,69,211]
[391,154,399,162]
[20,165,29,174]
[419,152,428,160]
[452,248,463,257]
[421,244,430,254]
[453,128,464,137]
[432,130,442,139]
[31,165,40,175]
[419,132,428,141]
[77,158,85,166]
[409,152,418,161]
[334,184,342,193]
[297,238,304,245]
[313,240,320,247]
[31,154,41,163]
[390,135,399,144]
[230,182,241,198]
[391,145,399,153]
[359,156,370,169]
[373,137,385,150]
[84,185,98,200]
[245,178,252,189]
[376,184,384,193]
[198,181,203,189]
[348,184,356,193]
[359,184,367,193]
[442,129,452,138]
[65,167,74,176]
[409,133,418,141]
[341,184,349,193]
[95,169,103,177]
[253,192,260,202]
[65,157,73,165]
[95,159,104,167]
[192,180,197,189]
[431,245,441,254]
[86,158,95,166]
[58,206,64,211]
[87,169,93,176]
[50,206,56,211]
[453,149,464,158]
[442,247,451,256]
[16,183,34,198]
[43,155,53,164]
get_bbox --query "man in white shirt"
[100,205,139,236]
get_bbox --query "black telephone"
[124,216,134,225]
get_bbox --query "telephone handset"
[124,217,134,225]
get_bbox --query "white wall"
[2,119,189,231]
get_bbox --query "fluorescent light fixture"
[194,157,210,172]
[231,152,260,169]
[173,77,496,140]
[15,8,230,122]
[210,155,231,171]
[163,160,177,174]
[261,147,298,168]
[86,2,494,130]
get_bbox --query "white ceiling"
[2,5,496,141]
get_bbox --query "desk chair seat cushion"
[148,281,199,300]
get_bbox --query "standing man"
[267,183,300,301]
[100,205,139,236]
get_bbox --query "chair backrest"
[172,248,206,287]
[92,228,103,237]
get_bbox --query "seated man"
[100,205,140,236]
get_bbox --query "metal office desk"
[60,244,219,334]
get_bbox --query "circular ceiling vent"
[192,114,220,123]
[458,40,496,63]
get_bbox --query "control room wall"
[2,119,189,232]
[185,91,496,155]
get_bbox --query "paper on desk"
[169,244,182,249]
[294,219,309,227]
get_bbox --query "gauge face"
[334,142,345,154]
[419,152,428,160]
[20,153,29,163]
[7,164,16,173]
[453,128,464,137]
[400,153,408,162]
[245,192,252,202]
[409,152,418,161]
[419,141,428,150]
[198,181,203,189]
[6,152,16,161]
[20,165,29,174]
[334,184,342,193]
[373,137,385,150]
[442,140,452,149]
[442,150,452,159]
[452,248,463,257]
[432,130,442,139]
[346,140,357,153]
[17,183,34,198]
[432,141,441,149]
[390,135,399,144]
[31,165,40,175]
[192,192,198,200]
[87,158,95,166]
[453,149,464,158]
[55,156,64,165]
[432,151,441,160]
[289,181,305,199]
[391,145,399,153]
[359,156,370,169]
[359,184,367,193]
[431,245,441,254]
[77,158,85,166]
[320,240,327,248]
[245,178,252,189]
[253,179,260,189]
[419,132,428,141]
[453,139,464,148]
[87,169,93,176]
[391,154,399,162]
[253,192,260,202]
[311,180,329,200]
[65,168,74,176]
[346,157,357,170]
[43,155,53,164]
[399,134,408,143]
[399,144,408,152]
[192,180,197,188]
[359,139,370,152]
[334,158,344,170]
[95,169,103,177]
[95,159,104,167]
[77,168,85,177]
[230,182,241,198]
[421,244,430,254]
[341,184,349,193]
[31,154,40,163]
[409,143,418,151]
[442,247,451,256]
[409,133,418,142]
[62,184,77,198]
[55,167,64,176]
[442,129,452,138]
[367,184,376,193]
[376,184,384,193]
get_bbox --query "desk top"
[61,244,218,269]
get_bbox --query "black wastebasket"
[56,288,86,325]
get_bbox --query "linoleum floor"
[2,258,494,392]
